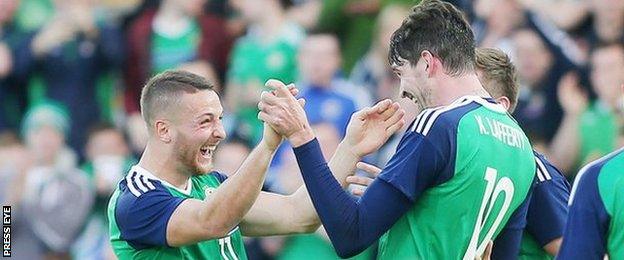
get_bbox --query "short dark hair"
[475,48,519,112]
[140,70,215,126]
[389,0,475,76]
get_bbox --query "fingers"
[346,175,374,186]
[372,99,393,114]
[258,111,271,123]
[260,90,280,105]
[356,161,382,177]
[265,79,292,97]
[385,118,406,136]
[297,98,306,107]
[379,102,401,121]
[351,188,365,197]
[384,108,405,128]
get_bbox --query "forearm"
[294,139,411,258]
[549,114,580,174]
[286,140,361,225]
[199,141,275,233]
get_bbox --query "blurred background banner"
[0,0,622,259]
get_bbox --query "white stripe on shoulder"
[535,166,545,182]
[411,108,439,132]
[568,154,613,205]
[535,156,552,181]
[420,98,472,136]
[125,172,142,197]
[141,174,156,190]
[133,172,150,193]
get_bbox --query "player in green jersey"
[345,47,572,259]
[108,70,405,259]
[257,0,536,259]
[558,86,624,259]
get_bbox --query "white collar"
[460,95,508,114]
[131,165,193,196]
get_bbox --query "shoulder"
[533,151,568,185]
[193,171,229,184]
[569,150,622,204]
[409,97,480,136]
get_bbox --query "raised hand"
[258,79,313,147]
[344,99,405,158]
[261,85,302,151]
[557,72,588,116]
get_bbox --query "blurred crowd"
[0,0,622,259]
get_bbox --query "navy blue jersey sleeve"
[557,164,609,259]
[527,152,571,247]
[210,171,229,183]
[492,191,532,259]
[293,138,412,258]
[115,172,186,249]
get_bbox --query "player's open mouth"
[402,91,418,103]
[200,146,216,158]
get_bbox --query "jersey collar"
[131,165,193,196]
[460,95,508,114]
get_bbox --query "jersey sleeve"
[210,171,229,183]
[557,165,609,259]
[377,108,459,201]
[492,191,532,259]
[526,153,571,247]
[115,175,186,249]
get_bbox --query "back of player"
[558,147,624,259]
[377,96,535,259]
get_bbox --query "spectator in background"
[512,26,583,145]
[350,3,409,101]
[549,44,624,177]
[316,0,415,73]
[124,0,231,154]
[23,0,123,158]
[580,0,624,47]
[0,132,41,260]
[297,33,368,135]
[473,0,524,53]
[72,122,134,260]
[20,103,94,260]
[226,0,304,144]
[0,0,32,132]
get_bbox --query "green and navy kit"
[293,96,536,259]
[108,166,246,259]
[519,152,570,260]
[558,147,624,259]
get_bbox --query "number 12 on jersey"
[463,167,515,260]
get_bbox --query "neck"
[138,141,190,190]
[256,8,284,39]
[156,2,187,22]
[434,72,491,106]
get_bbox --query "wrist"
[336,141,363,161]
[289,128,315,148]
[259,138,279,153]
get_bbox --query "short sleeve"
[527,153,571,246]
[115,178,186,249]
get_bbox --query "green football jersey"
[377,96,535,259]
[519,232,552,260]
[108,166,246,259]
[559,147,624,258]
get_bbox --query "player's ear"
[496,96,511,111]
[420,50,436,77]
[155,119,172,143]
